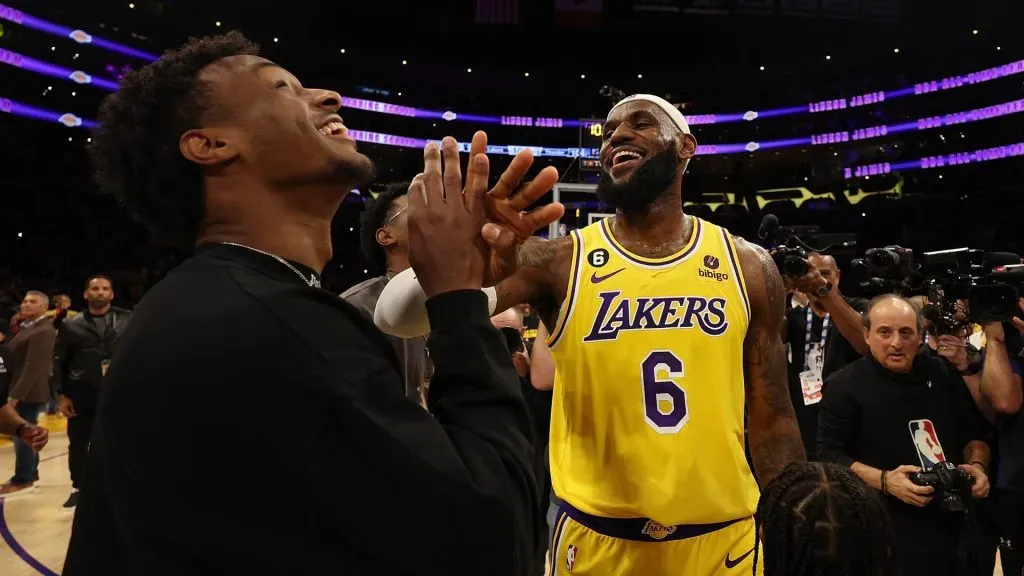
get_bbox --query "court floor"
[0,431,71,576]
[0,426,1006,576]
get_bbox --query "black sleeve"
[304,290,541,575]
[816,374,859,467]
[52,328,72,396]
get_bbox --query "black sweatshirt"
[816,354,991,575]
[63,244,542,576]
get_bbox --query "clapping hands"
[406,132,564,298]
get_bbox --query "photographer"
[931,304,1024,576]
[785,253,870,381]
[817,294,991,576]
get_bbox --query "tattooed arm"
[494,236,572,330]
[735,238,807,488]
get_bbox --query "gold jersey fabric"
[547,216,758,526]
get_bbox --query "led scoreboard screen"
[579,118,604,171]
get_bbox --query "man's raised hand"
[478,142,564,286]
[406,137,491,298]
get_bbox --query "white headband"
[608,94,691,135]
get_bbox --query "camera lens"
[784,256,808,277]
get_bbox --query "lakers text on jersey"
[547,215,759,527]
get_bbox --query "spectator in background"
[491,307,549,576]
[1,290,57,496]
[490,307,531,381]
[519,303,539,344]
[755,461,893,576]
[53,275,132,509]
[52,294,74,314]
[0,343,49,453]
[343,181,432,406]
[526,321,558,573]
[782,288,831,456]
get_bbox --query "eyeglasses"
[383,206,407,226]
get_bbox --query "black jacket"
[52,307,132,398]
[63,244,542,576]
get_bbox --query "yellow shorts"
[549,503,763,576]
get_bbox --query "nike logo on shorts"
[724,546,755,569]
[590,268,625,284]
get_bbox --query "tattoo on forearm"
[516,237,554,268]
[745,246,807,487]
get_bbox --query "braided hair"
[753,462,892,576]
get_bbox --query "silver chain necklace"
[220,242,321,289]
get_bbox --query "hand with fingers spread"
[406,137,492,298]
[460,131,564,287]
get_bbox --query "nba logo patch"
[908,419,947,469]
[566,544,577,572]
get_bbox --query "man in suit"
[0,345,48,453]
[1,290,57,496]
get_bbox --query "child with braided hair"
[754,462,893,576]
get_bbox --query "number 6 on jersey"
[641,351,689,434]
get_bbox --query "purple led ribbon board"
[342,58,1024,128]
[0,3,158,61]
[11,47,1024,160]
[845,142,1024,179]
[7,95,1024,180]
[0,48,120,90]
[3,2,1022,129]
[0,97,96,128]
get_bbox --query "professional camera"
[848,245,916,296]
[756,214,857,291]
[771,246,809,278]
[909,461,975,513]
[850,244,1024,328]
[921,248,1024,326]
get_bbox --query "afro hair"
[359,182,411,272]
[89,31,259,249]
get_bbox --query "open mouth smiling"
[607,146,646,174]
[316,116,352,140]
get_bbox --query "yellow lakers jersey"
[547,215,758,526]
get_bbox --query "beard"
[88,297,110,309]
[596,144,680,213]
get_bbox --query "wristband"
[14,423,26,438]
[970,461,987,474]
[881,469,889,495]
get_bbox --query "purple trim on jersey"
[721,228,750,320]
[547,229,582,348]
[558,501,741,543]
[600,217,702,267]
